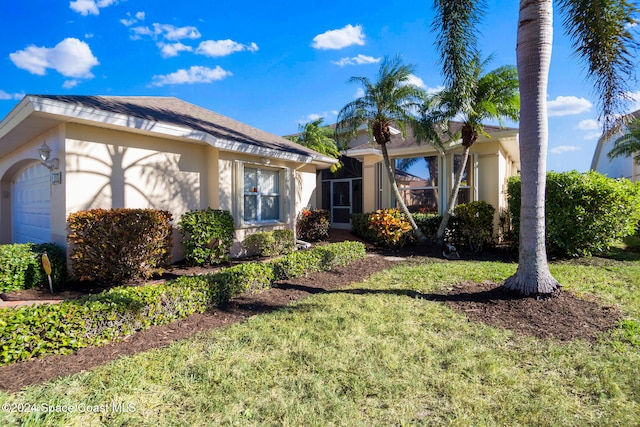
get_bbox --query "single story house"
[319,122,520,232]
[0,95,337,259]
[591,110,640,182]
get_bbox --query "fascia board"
[29,96,328,165]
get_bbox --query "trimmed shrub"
[508,171,640,257]
[68,209,173,284]
[0,243,66,293]
[243,229,296,257]
[178,208,235,266]
[351,213,378,242]
[367,208,414,247]
[449,201,496,252]
[270,241,366,280]
[297,209,331,241]
[412,213,443,241]
[0,240,366,366]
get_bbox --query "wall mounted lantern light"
[38,142,59,170]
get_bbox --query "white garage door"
[12,163,51,244]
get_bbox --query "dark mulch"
[0,238,622,393]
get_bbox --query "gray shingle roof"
[33,95,326,160]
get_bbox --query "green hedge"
[0,241,366,365]
[178,208,235,266]
[0,243,66,293]
[68,209,173,284]
[508,171,640,257]
[243,229,296,257]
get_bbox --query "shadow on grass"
[273,282,527,303]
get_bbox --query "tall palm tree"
[335,56,434,242]
[422,58,520,244]
[503,0,637,296]
[608,116,640,165]
[433,0,637,296]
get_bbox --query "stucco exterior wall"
[0,128,65,247]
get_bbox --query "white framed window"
[243,166,281,223]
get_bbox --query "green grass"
[1,256,639,426]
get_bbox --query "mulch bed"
[0,244,622,393]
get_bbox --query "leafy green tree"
[287,118,342,172]
[608,116,640,165]
[422,57,520,244]
[335,56,434,242]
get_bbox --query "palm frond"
[557,0,639,132]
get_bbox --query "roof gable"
[0,95,336,166]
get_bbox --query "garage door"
[12,163,51,243]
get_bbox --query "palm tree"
[503,0,637,296]
[608,116,640,165]
[422,58,520,244]
[432,0,637,296]
[287,118,342,172]
[335,55,433,242]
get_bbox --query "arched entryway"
[10,162,51,243]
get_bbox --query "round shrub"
[297,209,331,241]
[368,208,413,247]
[508,171,640,257]
[178,208,234,266]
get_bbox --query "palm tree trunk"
[504,0,560,296]
[379,141,427,243]
[436,145,470,245]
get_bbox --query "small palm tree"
[608,116,640,165]
[335,55,434,242]
[287,118,342,172]
[423,57,520,244]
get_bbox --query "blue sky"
[1,0,638,172]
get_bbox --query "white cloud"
[121,11,145,27]
[129,23,201,41]
[312,24,365,50]
[550,145,582,155]
[158,42,193,58]
[0,90,24,100]
[151,65,232,86]
[298,111,338,125]
[63,79,79,89]
[626,90,640,112]
[548,95,592,117]
[355,87,365,98]
[405,74,426,89]
[332,54,380,67]
[196,40,259,57]
[583,132,602,140]
[70,0,116,16]
[10,38,99,78]
[577,119,599,130]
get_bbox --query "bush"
[367,208,414,247]
[0,241,366,365]
[0,243,66,293]
[449,201,496,252]
[508,171,640,257]
[243,229,296,257]
[68,209,173,284]
[412,213,443,241]
[351,213,377,242]
[297,209,331,241]
[270,241,366,280]
[178,208,235,266]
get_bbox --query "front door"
[331,180,351,228]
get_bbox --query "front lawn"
[1,253,638,425]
